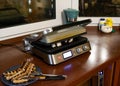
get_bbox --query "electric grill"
[30,19,92,65]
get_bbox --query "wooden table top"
[0,27,120,86]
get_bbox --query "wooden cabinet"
[112,59,120,86]
[103,64,114,86]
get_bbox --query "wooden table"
[0,27,120,86]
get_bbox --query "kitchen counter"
[0,26,120,86]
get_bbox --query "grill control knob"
[82,45,89,51]
[76,48,83,53]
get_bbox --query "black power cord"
[0,43,27,53]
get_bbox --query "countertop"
[0,26,120,86]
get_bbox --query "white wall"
[0,0,120,41]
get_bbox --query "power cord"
[0,43,27,53]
